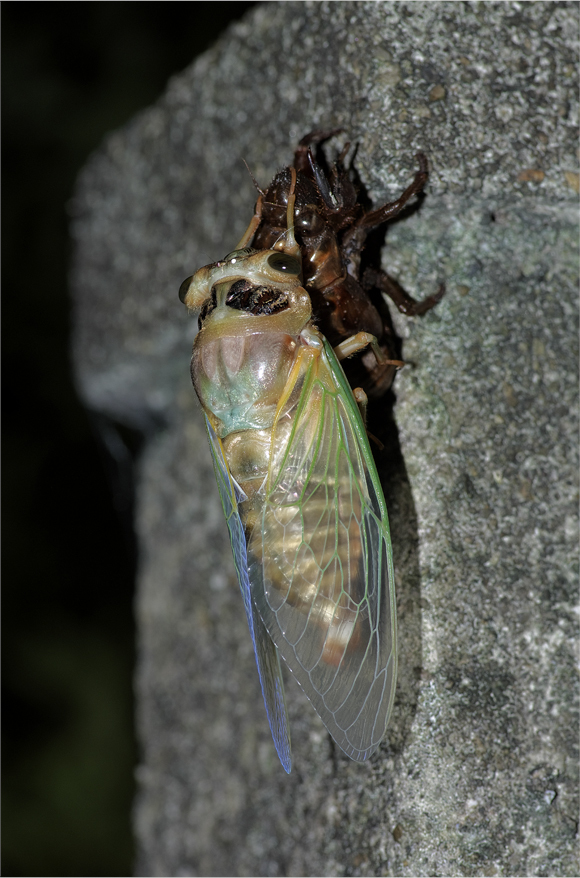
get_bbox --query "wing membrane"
[205,417,292,773]
[249,340,397,761]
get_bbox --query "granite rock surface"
[71,2,579,875]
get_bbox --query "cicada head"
[178,248,257,310]
[180,246,311,334]
[180,162,305,316]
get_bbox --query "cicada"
[179,158,411,772]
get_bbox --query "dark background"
[2,3,255,875]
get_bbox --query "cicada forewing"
[205,417,292,772]
[248,335,397,763]
[205,332,397,768]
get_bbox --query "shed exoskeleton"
[180,168,398,771]
[247,129,443,398]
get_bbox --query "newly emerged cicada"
[179,138,435,771]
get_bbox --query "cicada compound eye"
[179,275,193,303]
[267,253,302,275]
[224,247,257,264]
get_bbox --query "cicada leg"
[358,152,429,228]
[364,267,446,317]
[235,194,264,249]
[268,166,302,257]
[293,127,343,173]
[333,331,405,368]
[352,386,385,451]
[284,167,300,257]
[336,333,397,450]
[353,386,368,423]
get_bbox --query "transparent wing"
[248,340,397,762]
[205,416,292,773]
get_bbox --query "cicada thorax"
[192,327,297,435]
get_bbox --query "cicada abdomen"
[180,167,397,771]
[247,336,396,760]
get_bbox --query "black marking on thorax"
[198,280,290,329]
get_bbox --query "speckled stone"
[71,3,579,876]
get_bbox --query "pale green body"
[182,244,397,771]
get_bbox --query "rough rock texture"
[70,2,579,876]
